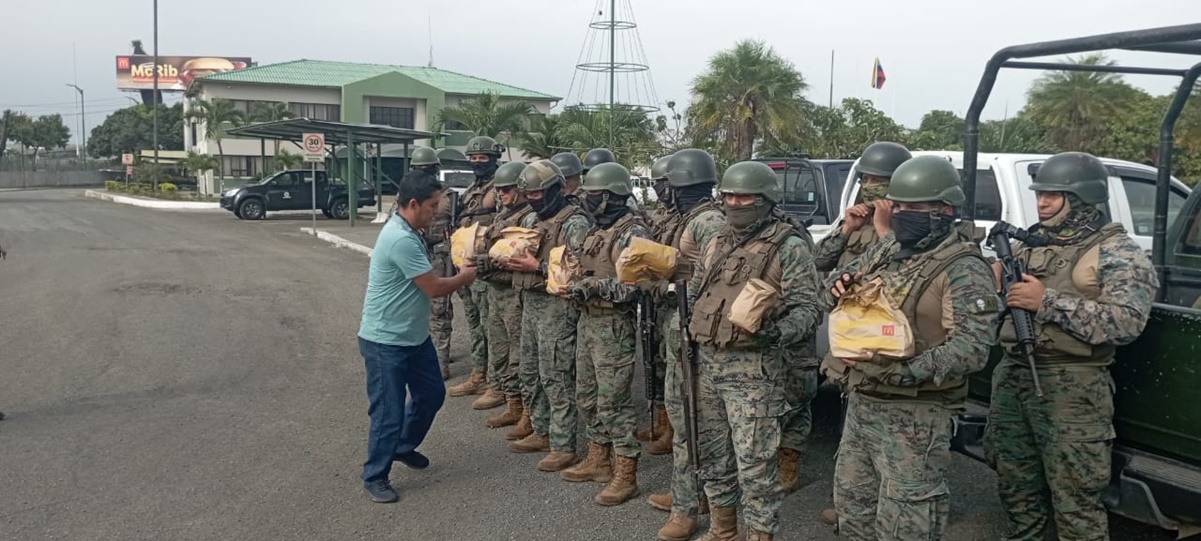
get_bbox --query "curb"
[301,228,373,257]
[84,189,220,210]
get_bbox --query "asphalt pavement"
[0,189,1178,540]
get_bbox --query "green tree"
[12,114,71,170]
[516,114,572,159]
[908,110,966,150]
[0,110,31,164]
[803,98,905,159]
[186,98,245,179]
[1022,53,1139,152]
[274,149,304,171]
[431,91,534,139]
[249,101,294,166]
[181,151,219,185]
[87,103,184,159]
[556,105,660,167]
[688,39,810,160]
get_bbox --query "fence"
[0,152,111,189]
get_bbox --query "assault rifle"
[675,280,701,487]
[987,221,1044,397]
[443,190,460,276]
[635,294,658,439]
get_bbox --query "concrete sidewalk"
[300,218,385,257]
[84,189,221,210]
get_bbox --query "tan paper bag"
[546,246,579,296]
[616,237,678,284]
[827,277,914,361]
[488,227,541,263]
[727,278,780,334]
[450,224,485,268]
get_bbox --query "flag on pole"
[871,58,887,89]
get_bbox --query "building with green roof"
[183,59,558,193]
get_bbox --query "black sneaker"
[394,450,429,470]
[363,480,398,503]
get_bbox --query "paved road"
[0,189,1178,540]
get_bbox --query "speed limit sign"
[302,132,324,162]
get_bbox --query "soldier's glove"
[636,280,672,301]
[431,242,451,257]
[472,254,495,274]
[568,277,600,302]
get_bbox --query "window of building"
[222,156,250,177]
[369,106,415,129]
[290,103,341,122]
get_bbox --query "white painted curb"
[85,189,220,210]
[301,228,373,257]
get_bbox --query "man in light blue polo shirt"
[358,170,477,503]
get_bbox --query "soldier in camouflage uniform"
[501,160,593,468]
[552,152,586,198]
[637,149,727,541]
[985,152,1156,541]
[403,147,455,380]
[685,161,822,541]
[634,154,677,454]
[473,161,535,429]
[819,155,1000,541]
[446,136,503,407]
[559,162,651,507]
[582,148,616,177]
[815,141,912,272]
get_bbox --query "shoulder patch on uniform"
[972,296,1000,313]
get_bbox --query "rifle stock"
[987,221,1044,396]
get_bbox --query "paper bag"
[727,279,779,333]
[450,223,485,268]
[488,227,541,263]
[827,278,914,361]
[546,246,578,296]
[616,237,678,283]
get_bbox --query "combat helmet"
[582,148,616,174]
[650,155,674,181]
[581,162,633,196]
[551,152,585,178]
[857,142,913,177]
[1029,152,1109,205]
[492,161,528,189]
[720,161,782,203]
[886,156,965,206]
[666,149,718,187]
[465,135,504,157]
[410,146,440,167]
[517,160,565,193]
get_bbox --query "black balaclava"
[583,192,630,227]
[672,183,714,214]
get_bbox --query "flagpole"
[829,49,835,108]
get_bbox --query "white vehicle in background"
[441,168,475,196]
[631,176,659,207]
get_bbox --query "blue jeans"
[360,336,446,483]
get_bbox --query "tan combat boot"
[471,387,505,410]
[447,370,486,397]
[506,410,533,441]
[636,403,666,442]
[779,447,801,493]
[536,451,577,472]
[560,441,613,483]
[595,456,639,506]
[656,513,697,541]
[646,406,674,456]
[697,505,738,541]
[744,530,773,541]
[485,396,523,428]
[647,492,709,514]
[508,432,549,453]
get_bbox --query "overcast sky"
[3,0,1198,148]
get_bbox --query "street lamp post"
[66,84,85,157]
[152,0,160,187]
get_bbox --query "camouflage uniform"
[423,194,455,373]
[815,220,883,273]
[482,202,535,398]
[515,207,591,450]
[818,224,1000,541]
[687,216,822,536]
[986,222,1156,541]
[456,180,497,377]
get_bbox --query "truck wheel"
[328,200,350,220]
[238,198,265,220]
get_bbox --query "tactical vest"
[688,221,798,349]
[579,212,646,307]
[998,222,1125,366]
[458,180,496,228]
[654,200,720,251]
[649,207,681,246]
[840,221,880,268]
[511,204,588,291]
[481,204,534,286]
[824,225,986,403]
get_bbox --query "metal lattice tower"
[564,0,660,146]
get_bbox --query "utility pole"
[152,0,160,187]
[66,84,86,157]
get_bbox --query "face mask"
[861,183,889,203]
[472,161,498,180]
[653,180,670,202]
[584,193,607,216]
[724,202,771,232]
[527,197,547,214]
[891,210,955,250]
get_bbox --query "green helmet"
[465,135,504,157]
[1029,151,1109,205]
[582,148,616,173]
[886,155,965,206]
[551,152,584,178]
[517,159,565,192]
[719,161,782,203]
[581,161,633,196]
[857,141,913,177]
[650,155,674,181]
[410,146,440,167]
[493,161,527,189]
[666,148,718,187]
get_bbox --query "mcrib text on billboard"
[115,55,253,91]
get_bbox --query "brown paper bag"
[450,224,485,268]
[616,237,678,284]
[727,279,779,333]
[827,278,914,361]
[546,246,579,296]
[488,227,541,263]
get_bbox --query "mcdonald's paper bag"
[488,227,541,263]
[727,279,780,334]
[546,246,579,296]
[450,223,485,268]
[827,277,914,361]
[616,237,678,283]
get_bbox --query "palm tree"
[556,106,660,166]
[516,114,572,159]
[186,98,245,188]
[431,91,534,139]
[275,149,304,171]
[181,151,219,186]
[250,101,294,169]
[688,39,810,161]
[1023,53,1139,152]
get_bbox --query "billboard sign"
[115,55,253,91]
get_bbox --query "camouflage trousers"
[696,345,786,535]
[985,361,1115,541]
[833,393,953,541]
[485,282,523,396]
[458,281,489,374]
[781,365,819,452]
[429,253,454,369]
[663,310,703,516]
[648,305,672,404]
[522,290,579,451]
[576,307,639,458]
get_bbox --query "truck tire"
[237,198,265,220]
[328,199,350,220]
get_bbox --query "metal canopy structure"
[962,23,1201,299]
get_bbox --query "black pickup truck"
[219,170,376,220]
